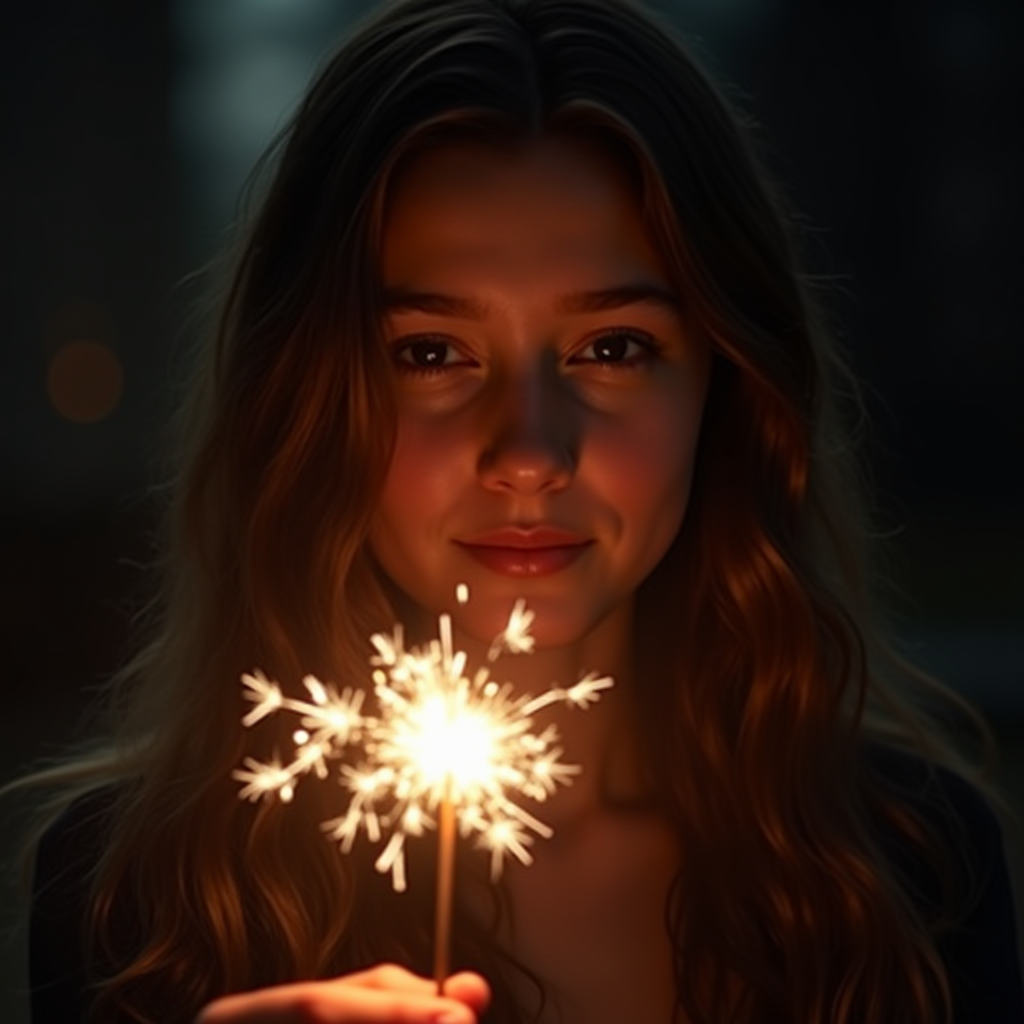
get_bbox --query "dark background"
[2,1,1021,1019]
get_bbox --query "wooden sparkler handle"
[433,790,457,993]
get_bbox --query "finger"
[345,964,489,1011]
[347,964,490,1016]
[437,972,491,1015]
[343,963,439,995]
[195,978,479,1024]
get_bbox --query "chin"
[456,590,612,655]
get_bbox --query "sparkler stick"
[434,781,456,992]
[233,587,613,986]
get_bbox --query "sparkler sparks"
[233,593,613,891]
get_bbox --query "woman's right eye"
[392,337,473,374]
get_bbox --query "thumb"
[439,972,491,1015]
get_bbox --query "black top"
[29,749,1024,1023]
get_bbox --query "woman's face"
[370,137,710,650]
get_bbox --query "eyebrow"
[381,284,683,319]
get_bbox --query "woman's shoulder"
[30,786,121,1023]
[33,782,119,880]
[33,785,121,923]
[861,740,1024,1020]
[861,740,1002,833]
[859,740,1008,902]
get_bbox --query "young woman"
[19,1,1023,1021]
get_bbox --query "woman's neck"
[451,598,648,817]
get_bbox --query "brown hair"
[10,1,1006,1021]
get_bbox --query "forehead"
[380,137,665,284]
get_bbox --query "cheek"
[370,415,473,578]
[593,391,704,527]
[379,417,466,514]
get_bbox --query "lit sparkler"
[233,588,613,986]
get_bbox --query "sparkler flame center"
[233,590,614,889]
[400,695,499,798]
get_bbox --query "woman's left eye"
[392,336,474,374]
[571,329,657,366]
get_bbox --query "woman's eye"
[393,337,470,373]
[573,329,656,366]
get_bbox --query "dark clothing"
[29,751,1024,1023]
[864,747,1024,1023]
[30,787,117,1024]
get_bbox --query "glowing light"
[487,597,534,659]
[233,592,613,890]
[47,340,124,423]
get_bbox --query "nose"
[477,360,577,496]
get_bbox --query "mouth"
[454,526,594,578]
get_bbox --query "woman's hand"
[195,964,491,1024]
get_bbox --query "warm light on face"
[371,138,711,651]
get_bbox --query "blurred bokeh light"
[48,341,124,424]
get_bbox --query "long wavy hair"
[9,1,1006,1021]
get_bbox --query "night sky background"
[2,1,1022,1019]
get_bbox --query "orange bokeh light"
[47,340,124,423]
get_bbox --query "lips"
[455,525,594,578]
